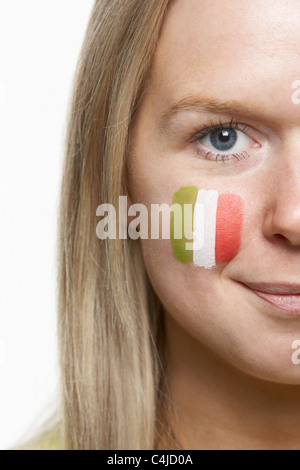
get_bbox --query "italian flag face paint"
[171,186,244,269]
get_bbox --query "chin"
[219,335,300,385]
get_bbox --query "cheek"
[171,186,244,269]
[215,192,244,263]
[139,186,245,328]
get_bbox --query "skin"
[127,0,300,449]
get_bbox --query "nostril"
[264,206,300,247]
[274,233,288,242]
[271,232,300,248]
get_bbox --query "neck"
[164,313,300,450]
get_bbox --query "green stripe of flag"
[170,186,198,264]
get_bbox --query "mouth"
[238,281,300,315]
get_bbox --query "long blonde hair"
[58,0,177,450]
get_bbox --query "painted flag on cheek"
[171,187,244,269]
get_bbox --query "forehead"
[148,0,300,120]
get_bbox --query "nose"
[263,164,300,247]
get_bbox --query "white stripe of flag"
[193,190,219,269]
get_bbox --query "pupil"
[209,128,237,151]
[219,130,230,142]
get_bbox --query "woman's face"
[128,0,300,383]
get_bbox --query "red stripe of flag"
[215,194,244,264]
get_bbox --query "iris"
[210,129,237,151]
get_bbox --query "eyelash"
[189,118,252,163]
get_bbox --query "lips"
[239,281,300,315]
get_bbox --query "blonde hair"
[58,0,178,450]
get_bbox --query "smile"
[239,281,300,315]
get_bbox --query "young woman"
[55,0,300,449]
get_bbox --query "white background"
[0,1,94,450]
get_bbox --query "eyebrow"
[160,95,267,128]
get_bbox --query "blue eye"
[190,121,256,163]
[209,129,237,152]
[200,128,251,154]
